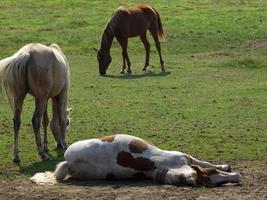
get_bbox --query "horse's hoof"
[120,70,125,74]
[224,165,231,172]
[143,70,148,74]
[236,173,242,185]
[160,68,165,73]
[56,143,62,149]
[57,143,68,151]
[13,157,21,164]
[127,71,132,75]
[41,153,52,161]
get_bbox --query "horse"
[95,4,165,76]
[31,134,241,187]
[0,43,71,163]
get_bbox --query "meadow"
[0,0,266,199]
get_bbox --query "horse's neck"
[100,21,115,51]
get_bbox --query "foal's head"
[96,49,112,76]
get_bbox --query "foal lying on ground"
[31,134,241,186]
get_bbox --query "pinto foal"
[50,134,241,186]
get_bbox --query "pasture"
[0,0,266,199]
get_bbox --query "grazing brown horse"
[95,4,165,75]
[0,43,71,163]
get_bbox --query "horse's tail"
[0,50,30,112]
[54,161,70,181]
[152,7,165,40]
[30,171,57,185]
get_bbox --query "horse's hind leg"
[120,54,126,74]
[186,154,231,172]
[12,93,26,163]
[42,99,49,152]
[140,32,150,72]
[149,29,165,72]
[32,98,51,161]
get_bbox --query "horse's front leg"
[56,91,68,151]
[117,36,131,74]
[32,98,51,161]
[12,93,26,163]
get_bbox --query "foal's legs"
[42,99,49,152]
[140,32,150,71]
[116,36,132,74]
[186,154,231,172]
[12,93,26,163]
[209,170,241,186]
[32,98,51,160]
[149,29,165,72]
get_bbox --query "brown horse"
[95,4,165,75]
[0,43,71,163]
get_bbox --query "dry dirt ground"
[0,165,266,200]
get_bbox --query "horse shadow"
[104,70,171,79]
[62,177,157,188]
[19,148,64,175]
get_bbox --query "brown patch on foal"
[191,165,219,185]
[117,151,155,171]
[129,139,149,153]
[100,135,117,143]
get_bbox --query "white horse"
[31,134,241,187]
[0,43,71,163]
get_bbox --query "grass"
[0,0,266,177]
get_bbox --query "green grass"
[0,0,266,177]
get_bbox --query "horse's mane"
[100,8,127,49]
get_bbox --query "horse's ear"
[67,107,73,114]
[93,48,98,52]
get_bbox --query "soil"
[248,40,267,49]
[0,167,266,200]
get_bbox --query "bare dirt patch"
[248,40,267,49]
[0,167,266,200]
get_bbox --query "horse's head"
[95,48,112,76]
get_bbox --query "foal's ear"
[93,48,98,52]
